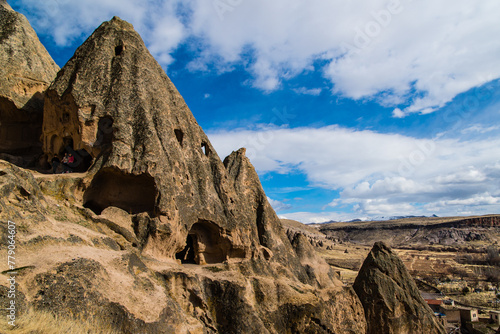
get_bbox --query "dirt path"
[30,171,88,180]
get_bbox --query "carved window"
[115,45,123,56]
[201,142,210,156]
[174,129,184,146]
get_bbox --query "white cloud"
[16,0,500,114]
[267,197,292,212]
[435,169,487,184]
[278,211,359,225]
[461,124,500,135]
[424,193,500,215]
[292,87,322,96]
[208,125,500,218]
[392,108,405,118]
[17,0,185,66]
[443,194,499,206]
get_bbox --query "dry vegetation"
[453,291,500,309]
[0,307,119,334]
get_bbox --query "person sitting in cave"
[51,155,61,174]
[61,153,72,173]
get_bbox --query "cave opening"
[174,129,184,146]
[201,142,210,157]
[115,45,123,56]
[83,169,157,216]
[175,235,196,264]
[50,137,92,173]
[175,220,227,265]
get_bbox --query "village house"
[439,305,461,324]
[425,299,443,313]
[491,310,500,325]
[459,308,479,323]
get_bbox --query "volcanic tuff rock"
[41,15,323,280]
[2,5,455,333]
[354,242,446,334]
[0,1,59,158]
[0,12,369,333]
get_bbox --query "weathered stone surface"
[30,257,186,334]
[288,230,342,288]
[27,16,368,333]
[0,1,59,157]
[0,160,366,334]
[43,17,257,264]
[0,160,47,224]
[354,241,446,334]
[41,16,327,286]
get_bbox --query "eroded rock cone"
[354,241,446,334]
[0,1,59,160]
[0,13,371,332]
[42,16,331,287]
[33,16,369,333]
[43,17,256,263]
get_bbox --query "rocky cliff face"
[0,1,59,159]
[0,9,368,333]
[40,16,329,283]
[0,5,460,333]
[354,242,446,334]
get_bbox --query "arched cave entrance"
[176,220,228,265]
[83,169,157,216]
[175,235,196,264]
[49,136,93,173]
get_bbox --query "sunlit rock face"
[42,16,305,270]
[1,7,369,332]
[354,242,446,334]
[0,1,59,159]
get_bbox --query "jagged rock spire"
[354,242,446,334]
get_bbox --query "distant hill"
[317,214,500,248]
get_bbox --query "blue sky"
[10,0,500,222]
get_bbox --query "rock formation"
[1,4,463,333]
[354,241,446,334]
[41,15,319,278]
[0,1,59,162]
[0,10,368,333]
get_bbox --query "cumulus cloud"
[392,108,405,118]
[16,0,185,66]
[267,197,292,212]
[292,87,322,96]
[208,126,500,218]
[15,0,500,114]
